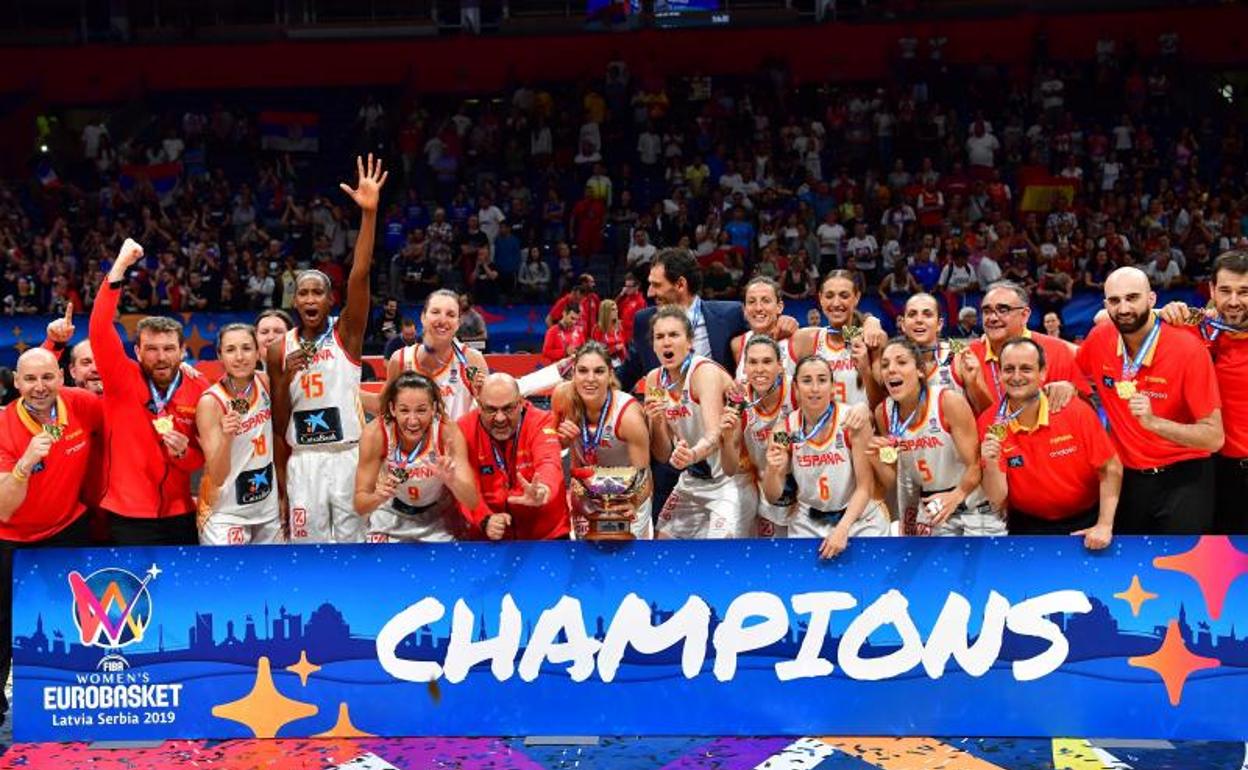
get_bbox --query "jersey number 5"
[300,372,324,399]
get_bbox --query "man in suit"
[619,249,797,389]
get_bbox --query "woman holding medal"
[763,356,886,559]
[195,324,282,545]
[643,306,744,539]
[788,270,887,408]
[722,335,795,537]
[552,342,652,539]
[730,277,797,381]
[386,289,488,422]
[871,337,997,536]
[354,372,478,543]
[896,293,981,396]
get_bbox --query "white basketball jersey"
[398,341,476,422]
[786,405,858,537]
[373,419,456,541]
[657,356,726,481]
[570,390,638,468]
[925,341,965,396]
[887,386,985,510]
[284,320,363,450]
[742,377,795,476]
[735,331,797,381]
[815,328,867,406]
[198,375,279,526]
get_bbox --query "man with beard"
[270,155,386,543]
[89,239,208,544]
[458,373,568,540]
[1077,266,1223,533]
[1158,251,1248,533]
[43,306,104,395]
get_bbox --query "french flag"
[35,159,60,188]
[121,161,182,200]
[259,111,320,153]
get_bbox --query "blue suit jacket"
[618,300,748,390]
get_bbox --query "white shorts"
[367,495,458,543]
[200,517,284,545]
[788,498,891,539]
[656,473,746,539]
[572,497,654,540]
[287,445,364,544]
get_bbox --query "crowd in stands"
[4,26,1241,354]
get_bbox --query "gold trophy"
[570,466,647,541]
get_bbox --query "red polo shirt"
[89,281,208,518]
[1177,323,1248,459]
[0,388,104,542]
[1076,317,1221,470]
[978,395,1116,520]
[457,405,569,540]
[969,329,1089,412]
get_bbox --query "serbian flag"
[120,161,182,200]
[1018,166,1077,213]
[259,111,319,153]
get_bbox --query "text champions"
[376,589,1092,684]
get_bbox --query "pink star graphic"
[1153,536,1248,621]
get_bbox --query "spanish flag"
[1018,166,1077,213]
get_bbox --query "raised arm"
[337,154,388,359]
[90,238,146,389]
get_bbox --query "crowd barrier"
[12,536,1246,741]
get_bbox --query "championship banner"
[11,537,1248,742]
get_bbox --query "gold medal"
[1186,307,1208,326]
[878,445,899,464]
[153,416,174,435]
[43,423,63,441]
[389,463,410,483]
[987,422,1008,441]
[646,387,665,402]
[229,397,249,416]
[841,325,862,343]
[299,339,318,359]
[1115,380,1137,399]
[948,338,968,356]
[771,430,791,446]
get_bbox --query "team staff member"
[0,348,105,725]
[270,155,387,544]
[459,373,569,540]
[90,238,207,544]
[540,304,586,365]
[979,338,1120,548]
[196,324,281,545]
[1158,250,1248,533]
[1077,267,1223,534]
[966,281,1086,415]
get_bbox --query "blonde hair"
[597,299,619,334]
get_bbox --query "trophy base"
[583,517,635,541]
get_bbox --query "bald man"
[269,155,386,543]
[0,348,105,725]
[457,373,569,540]
[1076,267,1224,533]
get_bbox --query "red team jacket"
[89,281,207,518]
[457,406,570,540]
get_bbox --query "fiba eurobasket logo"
[66,564,160,666]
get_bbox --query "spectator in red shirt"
[458,374,569,540]
[89,238,208,545]
[541,304,586,365]
[616,274,647,345]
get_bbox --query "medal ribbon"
[580,390,613,462]
[148,370,183,415]
[300,317,337,355]
[658,353,693,392]
[22,400,57,431]
[996,393,1039,426]
[793,403,836,443]
[888,386,927,440]
[1121,316,1161,381]
[391,426,429,469]
[223,376,254,403]
[1200,316,1244,343]
[742,376,783,411]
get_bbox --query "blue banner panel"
[12,537,1248,742]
